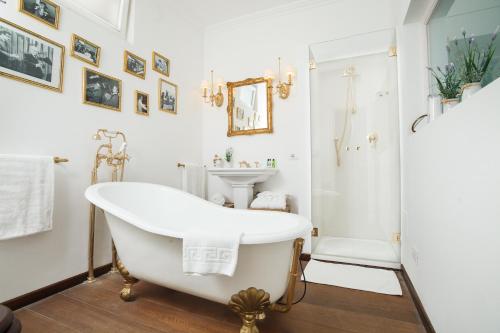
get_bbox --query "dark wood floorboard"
[16,264,427,333]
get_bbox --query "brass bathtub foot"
[116,260,138,302]
[228,287,270,333]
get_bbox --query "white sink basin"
[207,168,279,209]
[207,168,278,185]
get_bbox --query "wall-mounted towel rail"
[53,156,69,163]
[411,114,429,133]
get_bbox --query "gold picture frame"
[152,51,170,77]
[227,77,273,137]
[19,0,60,29]
[82,67,122,112]
[124,50,146,79]
[0,17,64,92]
[135,90,149,116]
[70,34,101,67]
[158,78,177,114]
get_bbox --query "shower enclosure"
[309,30,401,268]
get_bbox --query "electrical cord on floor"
[277,259,307,305]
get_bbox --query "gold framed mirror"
[227,77,273,137]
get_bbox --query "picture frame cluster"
[0,0,179,117]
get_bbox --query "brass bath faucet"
[87,129,129,283]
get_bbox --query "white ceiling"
[161,0,301,27]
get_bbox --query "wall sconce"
[264,57,294,99]
[201,70,224,107]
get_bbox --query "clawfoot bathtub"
[85,182,311,332]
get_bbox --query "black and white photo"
[71,34,101,67]
[0,17,64,92]
[135,91,149,116]
[152,51,170,77]
[19,0,60,29]
[124,51,145,79]
[158,78,177,114]
[83,68,121,111]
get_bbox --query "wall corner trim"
[401,265,436,333]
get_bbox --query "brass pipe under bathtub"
[87,130,128,282]
[269,237,305,313]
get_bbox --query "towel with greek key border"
[183,229,242,277]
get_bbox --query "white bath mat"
[303,260,402,296]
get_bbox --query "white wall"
[397,1,500,331]
[0,0,203,302]
[405,79,500,333]
[202,0,397,227]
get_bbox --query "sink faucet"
[239,160,251,168]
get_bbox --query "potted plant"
[428,62,462,112]
[224,147,234,167]
[454,26,498,100]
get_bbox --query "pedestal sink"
[207,168,279,209]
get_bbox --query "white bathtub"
[85,182,311,304]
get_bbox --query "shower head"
[118,142,127,154]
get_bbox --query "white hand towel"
[181,163,206,199]
[183,229,242,277]
[0,155,54,240]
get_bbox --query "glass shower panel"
[310,48,400,268]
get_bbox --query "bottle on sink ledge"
[213,154,223,168]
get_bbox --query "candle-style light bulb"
[277,57,282,83]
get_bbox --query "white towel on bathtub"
[183,229,242,277]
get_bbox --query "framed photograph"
[152,51,170,77]
[71,34,101,67]
[0,17,64,92]
[135,90,149,116]
[158,78,177,114]
[83,67,121,112]
[19,0,60,29]
[124,50,145,79]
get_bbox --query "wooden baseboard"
[2,263,112,311]
[401,265,436,333]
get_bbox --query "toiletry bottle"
[267,159,271,168]
[272,159,276,168]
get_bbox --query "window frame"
[55,0,131,38]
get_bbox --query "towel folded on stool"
[250,191,287,210]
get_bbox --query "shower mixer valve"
[367,132,378,145]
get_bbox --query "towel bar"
[53,157,69,163]
[177,162,185,168]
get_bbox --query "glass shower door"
[310,40,401,268]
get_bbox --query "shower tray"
[312,236,400,269]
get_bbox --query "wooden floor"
[15,265,427,333]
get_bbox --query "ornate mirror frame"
[227,77,273,137]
